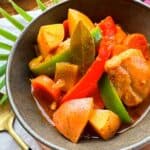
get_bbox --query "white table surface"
[0,10,42,150]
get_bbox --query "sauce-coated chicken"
[105,49,150,107]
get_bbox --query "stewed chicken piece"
[105,49,150,107]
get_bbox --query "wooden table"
[0,0,51,17]
[0,0,149,150]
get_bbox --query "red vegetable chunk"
[99,16,117,38]
[31,75,61,103]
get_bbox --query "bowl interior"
[7,0,150,149]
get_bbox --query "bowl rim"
[6,0,150,149]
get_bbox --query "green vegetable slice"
[91,27,102,47]
[70,21,95,75]
[29,50,71,76]
[99,74,132,123]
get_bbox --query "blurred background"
[0,0,51,17]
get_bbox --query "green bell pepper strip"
[99,74,132,123]
[29,50,71,76]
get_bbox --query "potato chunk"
[37,24,64,57]
[89,109,121,140]
[53,98,93,143]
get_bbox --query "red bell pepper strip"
[60,40,112,104]
[99,16,117,38]
[87,84,104,109]
[60,16,116,105]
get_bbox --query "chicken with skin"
[105,49,150,107]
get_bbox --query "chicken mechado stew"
[29,9,150,143]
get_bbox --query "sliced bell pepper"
[87,84,104,109]
[99,16,117,38]
[91,27,102,48]
[60,16,116,104]
[29,49,71,76]
[99,74,132,123]
[60,41,111,104]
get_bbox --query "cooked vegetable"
[99,74,132,123]
[99,16,116,38]
[88,85,104,109]
[68,9,94,35]
[123,33,148,56]
[70,21,95,75]
[31,75,61,103]
[37,24,64,57]
[53,98,93,143]
[115,25,127,44]
[112,44,127,56]
[105,49,150,107]
[28,10,150,143]
[91,27,102,48]
[61,33,112,104]
[63,20,69,39]
[29,49,71,76]
[89,109,121,140]
[55,62,79,92]
[55,38,70,54]
[61,52,110,104]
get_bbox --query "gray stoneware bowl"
[6,0,150,149]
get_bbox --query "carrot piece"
[31,75,61,102]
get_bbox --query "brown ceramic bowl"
[6,0,150,149]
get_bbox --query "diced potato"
[68,9,94,36]
[89,109,121,140]
[53,98,93,143]
[55,62,78,92]
[37,24,64,57]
